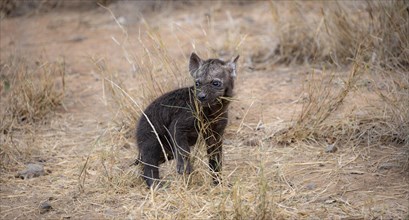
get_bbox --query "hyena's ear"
[227,55,240,78]
[189,52,203,77]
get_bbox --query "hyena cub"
[136,52,239,188]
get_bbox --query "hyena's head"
[189,52,239,106]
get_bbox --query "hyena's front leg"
[206,135,223,185]
[175,144,192,174]
[171,128,192,175]
[139,139,162,188]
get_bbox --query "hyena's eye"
[195,81,200,87]
[212,80,222,87]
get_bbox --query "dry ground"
[1,1,408,219]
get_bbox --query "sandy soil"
[1,1,408,219]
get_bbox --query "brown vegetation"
[273,1,409,161]
[0,1,408,219]
[0,56,65,169]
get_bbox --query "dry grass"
[0,56,65,169]
[92,21,188,140]
[270,1,409,178]
[0,1,408,219]
[270,1,409,67]
[275,63,361,144]
[273,1,409,149]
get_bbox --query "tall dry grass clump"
[270,1,409,66]
[93,31,187,140]
[323,1,409,67]
[91,5,192,140]
[367,1,408,68]
[274,1,409,157]
[0,56,65,169]
[275,63,361,144]
[269,2,327,65]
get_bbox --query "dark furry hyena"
[136,52,239,188]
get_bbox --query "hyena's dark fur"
[136,52,239,188]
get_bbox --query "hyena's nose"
[197,92,207,101]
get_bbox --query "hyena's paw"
[185,161,192,174]
[177,160,192,174]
